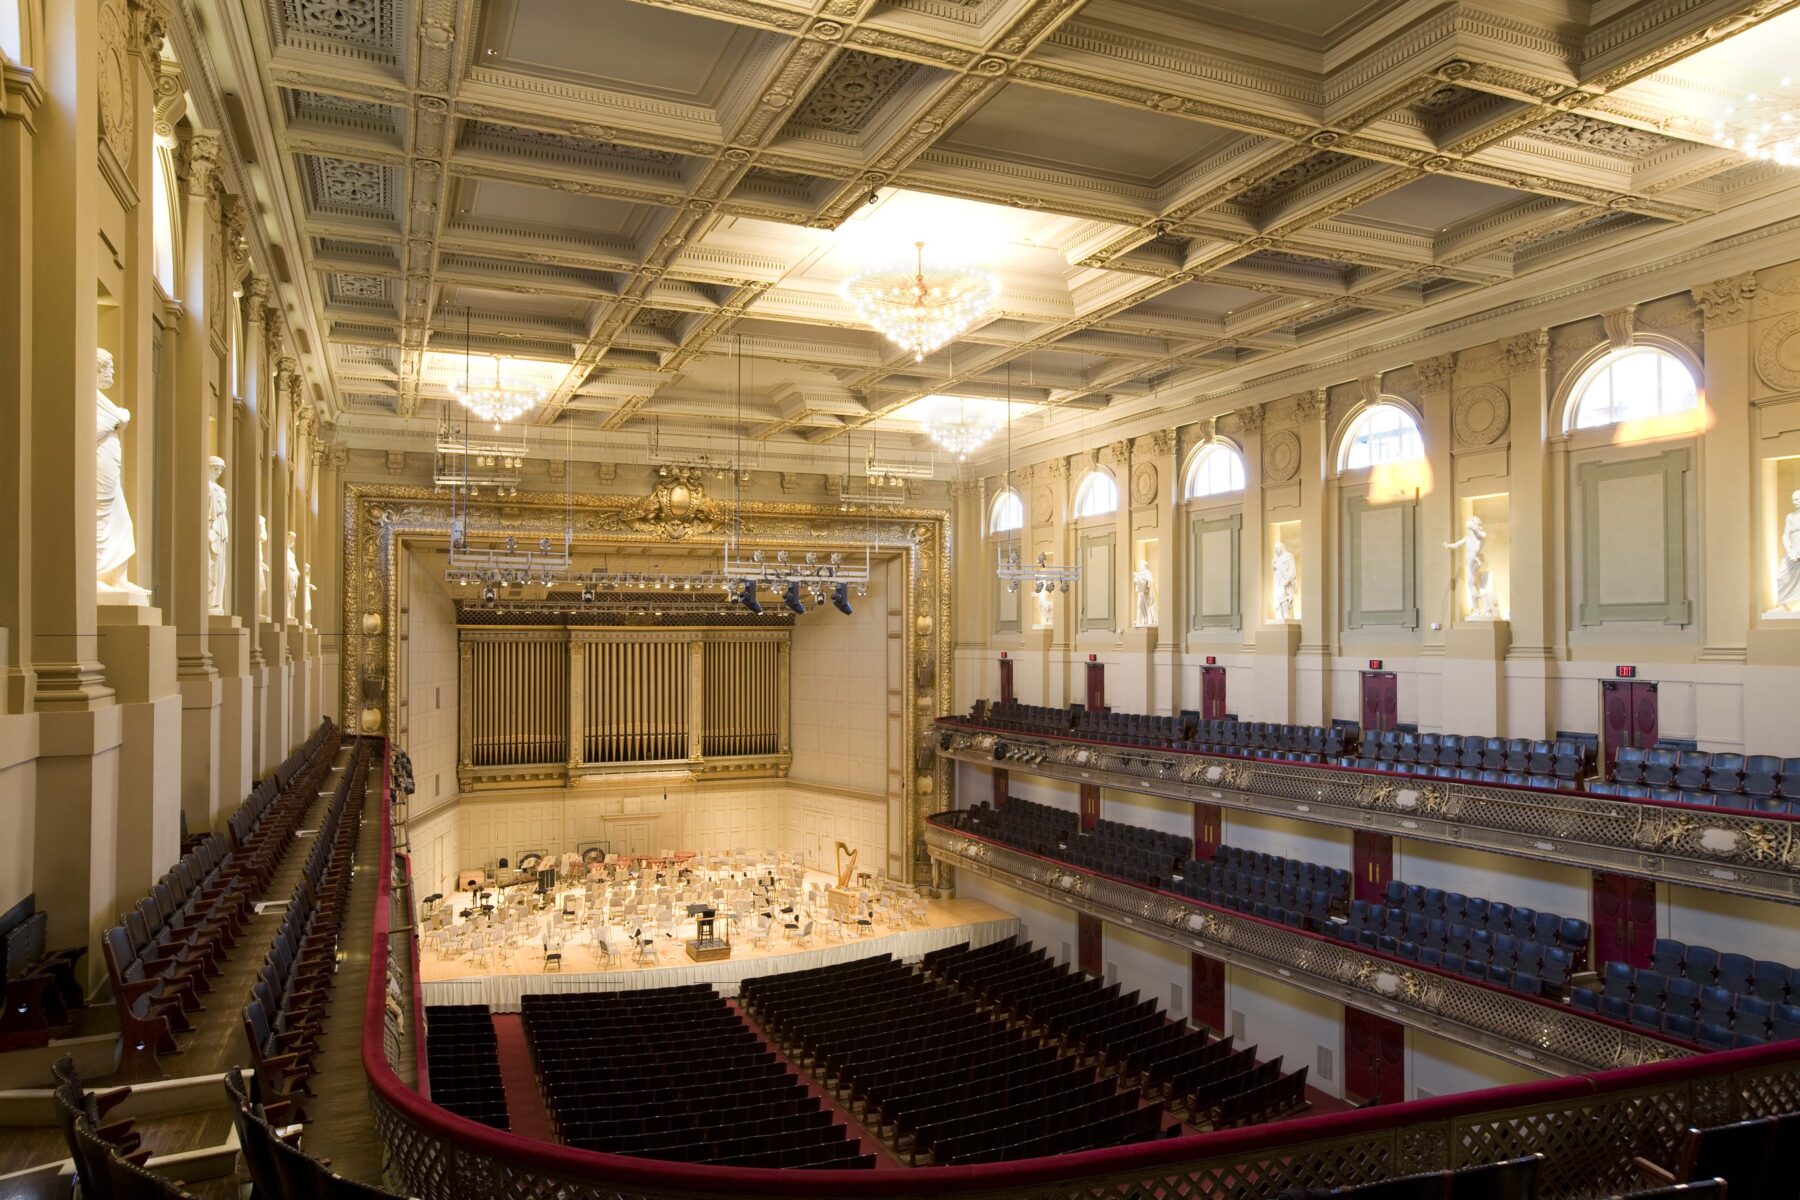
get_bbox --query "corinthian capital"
[179,131,221,197]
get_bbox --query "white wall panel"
[1225,968,1343,1098]
[1406,1029,1537,1101]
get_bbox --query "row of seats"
[424,1005,509,1129]
[523,985,873,1168]
[51,1056,191,1199]
[1587,780,1798,815]
[962,797,1192,887]
[0,893,85,1049]
[740,954,1168,1163]
[1330,905,1579,998]
[242,739,371,1124]
[1614,747,1800,798]
[101,719,340,1076]
[926,938,1310,1129]
[225,1067,399,1199]
[1579,960,1800,1047]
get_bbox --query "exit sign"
[1088,654,1097,662]
[1204,656,1217,666]
[1368,660,1384,670]
[1616,665,1637,678]
[999,652,1008,660]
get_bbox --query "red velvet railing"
[362,742,1800,1200]
[938,715,1800,823]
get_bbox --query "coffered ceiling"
[213,0,1800,471]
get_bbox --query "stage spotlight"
[482,585,497,604]
[832,582,853,615]
[581,585,596,603]
[782,580,805,615]
[738,580,763,614]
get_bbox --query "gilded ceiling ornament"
[608,467,723,541]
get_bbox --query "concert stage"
[420,899,1018,1012]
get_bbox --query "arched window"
[1567,346,1698,431]
[1339,402,1424,471]
[0,0,23,63]
[1073,470,1117,519]
[1184,443,1246,499]
[989,488,1024,534]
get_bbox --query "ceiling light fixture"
[1710,77,1800,165]
[924,397,1003,461]
[841,241,998,362]
[451,367,544,430]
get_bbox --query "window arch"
[1566,346,1698,432]
[1184,442,1246,499]
[1339,402,1424,471]
[989,488,1024,534]
[1073,470,1117,519]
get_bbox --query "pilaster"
[1502,332,1554,737]
[1696,275,1756,663]
[0,56,43,712]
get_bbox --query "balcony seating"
[523,985,873,1168]
[1632,1111,1800,1197]
[741,953,1169,1162]
[423,1004,509,1128]
[964,796,1193,890]
[1284,1154,1543,1199]
[0,894,87,1049]
[1579,942,1800,1046]
[225,1068,405,1200]
[1330,884,1588,998]
[53,1070,196,1199]
[243,738,372,1122]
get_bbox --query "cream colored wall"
[790,562,889,794]
[1103,920,1190,1021]
[1407,1030,1538,1101]
[953,870,1078,961]
[399,554,458,810]
[1390,842,1591,929]
[1226,968,1344,1099]
[961,265,1800,756]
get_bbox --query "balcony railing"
[362,743,1800,1200]
[937,720,1800,906]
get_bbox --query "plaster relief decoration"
[1272,541,1298,622]
[1756,312,1800,390]
[1130,461,1158,508]
[1532,113,1673,158]
[97,0,132,164]
[1445,516,1501,620]
[1031,486,1052,527]
[788,51,922,135]
[1132,560,1157,628]
[206,456,230,615]
[1264,429,1301,483]
[303,155,395,219]
[1453,384,1511,447]
[95,349,148,604]
[612,466,722,541]
[1775,489,1800,613]
[281,0,394,52]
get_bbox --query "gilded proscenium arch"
[342,483,954,882]
[923,819,1687,1077]
[935,725,1800,907]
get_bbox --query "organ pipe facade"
[457,626,789,783]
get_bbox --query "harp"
[834,841,859,890]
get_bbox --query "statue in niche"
[1272,542,1298,621]
[284,530,300,619]
[1444,515,1500,619]
[1033,586,1054,629]
[304,563,316,626]
[1776,490,1800,611]
[1131,560,1158,627]
[206,456,229,614]
[95,348,147,601]
[257,516,270,618]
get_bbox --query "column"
[259,357,293,760]
[238,277,272,769]
[30,0,127,968]
[0,40,41,712]
[1501,332,1553,738]
[172,131,221,829]
[315,443,344,726]
[1696,278,1755,664]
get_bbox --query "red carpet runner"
[490,1013,559,1143]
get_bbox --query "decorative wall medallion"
[1130,461,1158,507]
[1755,313,1800,390]
[97,1,132,164]
[1453,384,1510,446]
[611,466,722,541]
[1031,486,1052,526]
[1264,429,1301,482]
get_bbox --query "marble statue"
[303,563,316,626]
[1272,542,1298,621]
[257,516,270,618]
[1444,515,1499,619]
[206,456,229,614]
[95,348,146,600]
[1776,489,1800,611]
[285,530,300,619]
[1033,586,1054,629]
[1131,559,1157,627]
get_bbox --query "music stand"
[684,904,729,962]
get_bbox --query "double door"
[1600,679,1659,778]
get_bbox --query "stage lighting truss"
[720,541,876,615]
[995,543,1081,594]
[444,520,575,587]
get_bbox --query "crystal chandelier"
[841,241,998,362]
[451,372,543,429]
[924,399,1002,461]
[1707,77,1799,164]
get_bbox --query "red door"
[1353,831,1393,905]
[1592,872,1656,968]
[1077,914,1103,977]
[1361,671,1398,733]
[1193,804,1222,863]
[1601,680,1659,778]
[1079,783,1099,832]
[1086,661,1105,712]
[1344,1008,1405,1105]
[993,768,1008,810]
[1201,666,1227,721]
[998,657,1014,704]
[1191,953,1226,1033]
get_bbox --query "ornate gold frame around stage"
[340,475,954,882]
